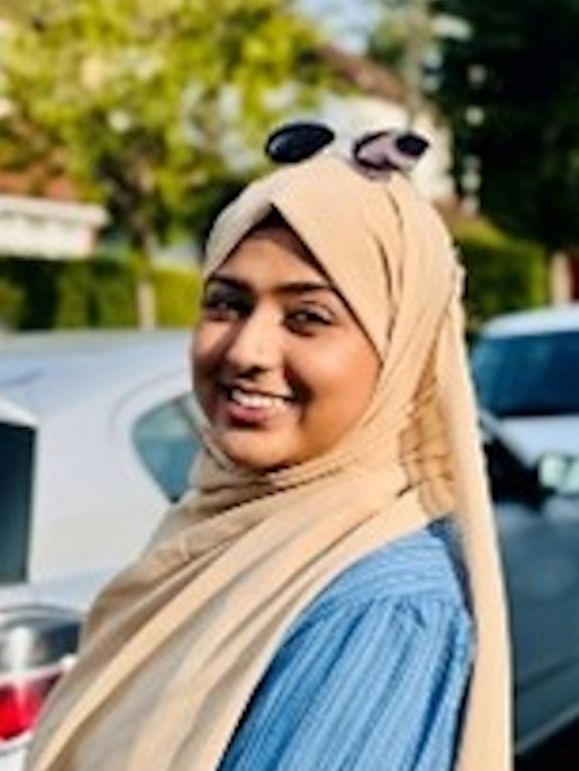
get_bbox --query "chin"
[215,432,297,472]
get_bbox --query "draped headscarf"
[25,153,512,771]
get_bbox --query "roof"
[0,167,81,203]
[319,44,407,105]
[0,330,191,420]
[0,194,107,225]
[481,304,579,337]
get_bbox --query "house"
[0,188,107,260]
[318,44,455,206]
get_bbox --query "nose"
[224,308,282,374]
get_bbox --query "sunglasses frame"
[264,121,429,175]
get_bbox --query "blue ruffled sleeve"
[218,592,473,771]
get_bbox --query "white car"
[1,332,579,767]
[471,304,579,465]
[0,331,201,770]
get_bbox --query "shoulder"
[284,518,473,647]
[296,517,471,626]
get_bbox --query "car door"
[491,464,579,751]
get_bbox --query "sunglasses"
[265,121,429,174]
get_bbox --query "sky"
[297,0,379,52]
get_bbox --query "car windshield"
[471,330,579,417]
[133,394,200,502]
[0,422,34,583]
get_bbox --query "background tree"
[367,0,436,121]
[0,0,328,326]
[432,0,579,256]
[366,0,553,318]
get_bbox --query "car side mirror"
[538,453,579,497]
[479,410,545,506]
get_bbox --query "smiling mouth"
[218,384,295,423]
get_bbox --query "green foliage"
[89,261,139,326]
[0,259,61,329]
[53,264,93,328]
[433,0,579,251]
[369,0,434,80]
[0,278,25,329]
[0,257,199,330]
[0,0,328,251]
[455,220,548,332]
[152,266,202,327]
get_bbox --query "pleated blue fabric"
[217,519,474,771]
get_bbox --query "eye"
[201,288,251,322]
[286,305,335,334]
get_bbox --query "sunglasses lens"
[395,133,429,157]
[354,131,395,170]
[354,130,430,171]
[265,122,335,164]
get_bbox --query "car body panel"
[497,497,579,751]
[499,416,579,466]
[28,371,191,582]
[0,331,194,584]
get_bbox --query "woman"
[25,126,512,771]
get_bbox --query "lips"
[218,383,295,425]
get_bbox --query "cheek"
[294,337,380,426]
[191,324,225,407]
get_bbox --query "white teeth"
[230,387,287,411]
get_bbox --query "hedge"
[0,222,549,334]
[0,278,25,329]
[0,256,202,331]
[151,265,202,328]
[454,220,549,334]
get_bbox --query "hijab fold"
[25,155,512,771]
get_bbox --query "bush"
[89,261,138,327]
[454,220,548,333]
[0,278,25,330]
[0,256,200,330]
[53,263,92,328]
[0,258,61,328]
[152,265,203,327]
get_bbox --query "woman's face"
[192,223,381,471]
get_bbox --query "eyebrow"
[207,274,342,298]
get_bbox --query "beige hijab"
[25,154,512,771]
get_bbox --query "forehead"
[211,224,330,287]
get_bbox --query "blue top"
[218,519,474,771]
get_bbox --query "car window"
[471,331,579,417]
[133,396,201,502]
[0,423,34,583]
